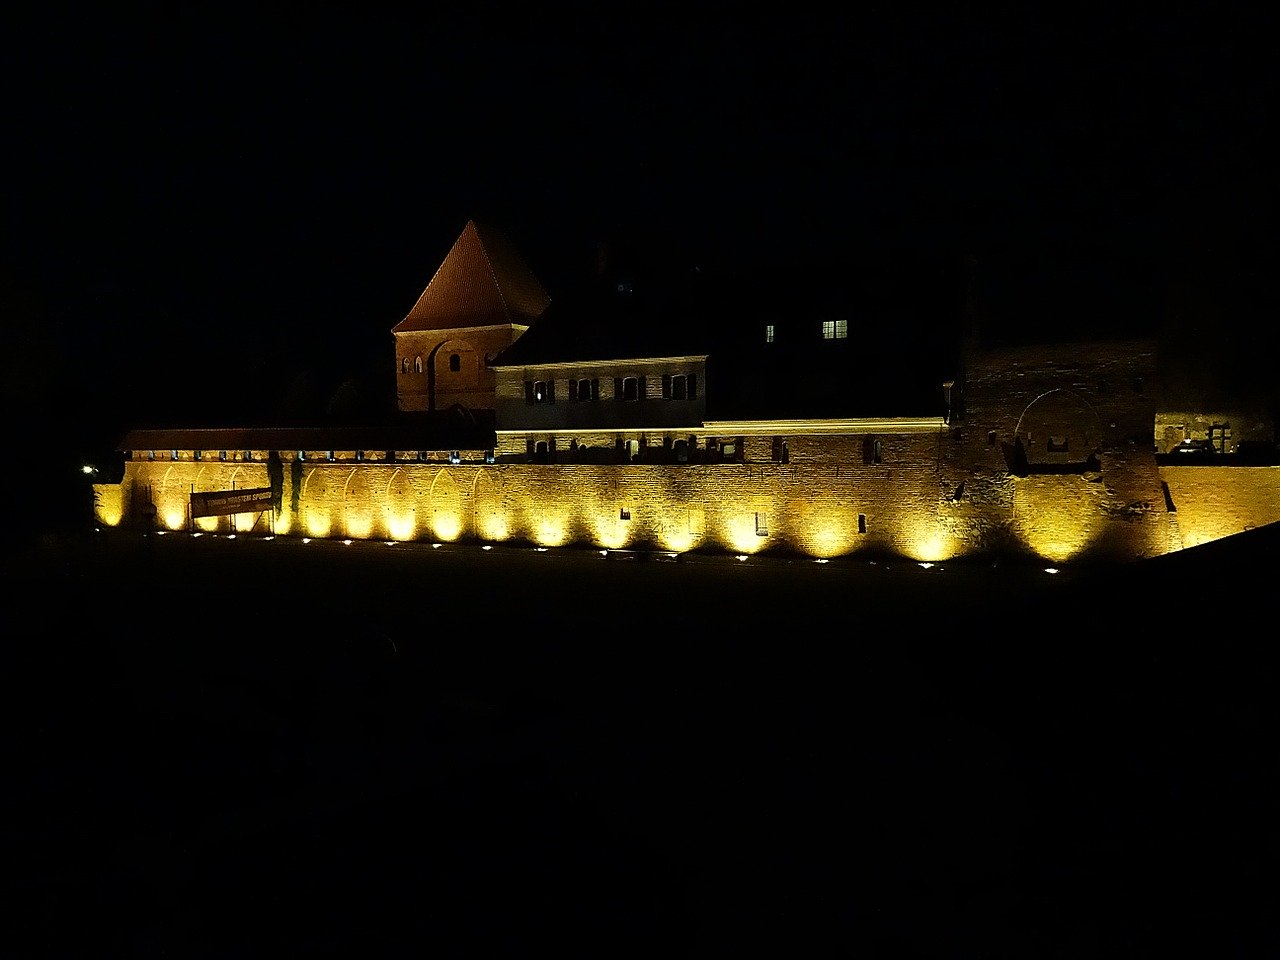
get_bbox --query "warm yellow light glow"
[304,514,332,538]
[589,512,631,550]
[725,514,766,554]
[385,509,416,542]
[657,528,696,553]
[163,510,185,531]
[433,510,463,541]
[1044,567,1060,574]
[903,521,959,563]
[92,484,125,526]
[808,522,852,559]
[345,515,373,539]
[1011,481,1102,563]
[532,515,570,547]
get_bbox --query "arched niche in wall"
[1012,388,1104,475]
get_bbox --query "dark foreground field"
[4,527,1278,957]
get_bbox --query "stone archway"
[1013,388,1103,473]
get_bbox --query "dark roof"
[117,409,496,453]
[490,272,718,366]
[392,221,550,334]
[493,252,967,420]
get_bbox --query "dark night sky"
[5,3,1277,451]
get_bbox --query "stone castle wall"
[97,443,1260,565]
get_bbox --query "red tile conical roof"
[392,220,550,333]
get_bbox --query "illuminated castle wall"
[94,222,1280,564]
[96,439,1280,565]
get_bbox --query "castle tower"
[392,220,550,413]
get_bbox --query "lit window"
[531,380,554,403]
[170,450,178,461]
[765,324,775,343]
[822,319,848,340]
[219,451,227,461]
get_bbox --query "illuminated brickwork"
[97,428,1278,564]
[395,327,525,412]
[1160,466,1280,550]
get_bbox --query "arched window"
[414,356,423,374]
[449,353,461,372]
[401,357,410,374]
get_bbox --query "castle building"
[95,221,1280,564]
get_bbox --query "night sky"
[6,3,1276,455]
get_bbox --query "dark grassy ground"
[4,526,1278,957]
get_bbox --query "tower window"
[414,356,423,374]
[449,354,461,372]
[822,319,848,340]
[765,324,775,343]
[402,358,410,374]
